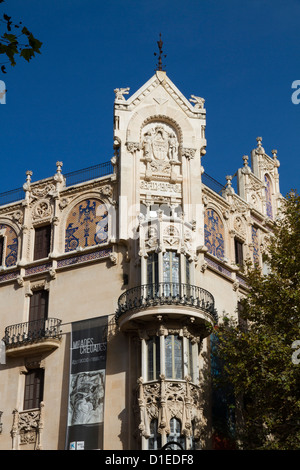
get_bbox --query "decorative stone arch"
[0,218,21,268]
[61,192,110,253]
[126,105,196,150]
[203,205,226,261]
[140,114,183,149]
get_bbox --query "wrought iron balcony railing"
[4,318,62,347]
[116,282,217,323]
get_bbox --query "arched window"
[0,223,18,267]
[65,199,108,252]
[148,419,161,450]
[204,209,225,260]
[167,418,185,450]
[264,175,273,219]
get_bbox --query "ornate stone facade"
[0,70,283,450]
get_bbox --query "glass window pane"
[24,369,44,410]
[165,335,173,378]
[148,339,154,381]
[188,340,194,382]
[163,253,170,282]
[167,418,185,450]
[149,419,161,450]
[171,252,179,284]
[147,253,158,290]
[174,336,183,379]
[147,337,160,381]
[185,257,190,285]
[165,335,183,379]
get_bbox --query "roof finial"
[154,33,166,71]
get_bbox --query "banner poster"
[65,316,108,450]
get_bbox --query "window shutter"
[24,368,44,410]
[234,238,244,266]
[29,290,49,322]
[34,225,51,260]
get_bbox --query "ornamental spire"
[154,33,167,71]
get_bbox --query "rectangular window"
[147,253,159,298]
[24,368,44,410]
[234,238,244,267]
[165,335,183,380]
[34,225,51,260]
[147,336,160,381]
[185,257,190,285]
[188,340,194,382]
[163,252,180,296]
[29,290,49,323]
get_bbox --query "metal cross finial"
[154,33,166,71]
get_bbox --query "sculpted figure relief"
[114,87,130,101]
[142,123,179,162]
[189,95,205,109]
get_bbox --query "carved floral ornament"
[32,199,53,221]
[139,220,196,258]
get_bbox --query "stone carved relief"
[137,376,201,440]
[114,87,130,101]
[140,218,196,260]
[145,226,159,250]
[142,123,179,163]
[163,224,180,248]
[189,95,205,109]
[140,180,181,194]
[32,199,53,221]
[31,183,56,199]
[233,216,246,239]
[11,402,44,450]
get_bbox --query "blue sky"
[0,0,299,196]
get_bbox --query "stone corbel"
[25,283,33,297]
[200,261,208,273]
[16,275,24,287]
[109,252,118,265]
[49,268,56,280]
